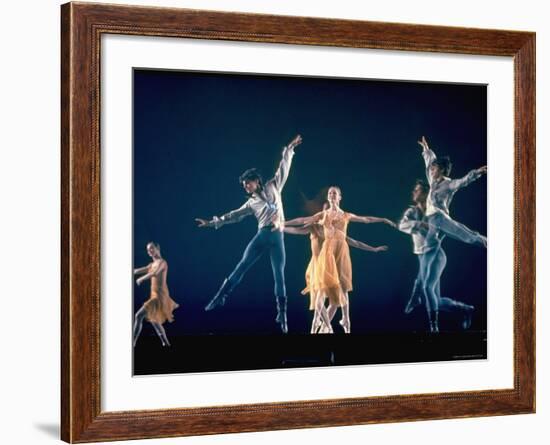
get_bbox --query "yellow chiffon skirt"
[143,289,179,324]
[313,238,352,307]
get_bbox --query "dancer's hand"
[288,134,302,149]
[195,218,209,227]
[477,165,487,175]
[136,277,145,286]
[417,136,429,150]
[374,245,389,252]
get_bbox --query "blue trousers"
[225,227,286,297]
[427,211,487,247]
[414,245,472,316]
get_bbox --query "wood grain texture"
[60,1,536,442]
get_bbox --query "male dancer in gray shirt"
[195,134,302,333]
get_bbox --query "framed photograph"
[61,2,535,442]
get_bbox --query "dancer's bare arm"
[346,236,388,252]
[348,213,397,228]
[133,265,150,275]
[136,260,166,286]
[283,211,323,227]
[283,226,311,236]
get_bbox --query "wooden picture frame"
[61,2,535,442]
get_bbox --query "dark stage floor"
[133,331,487,375]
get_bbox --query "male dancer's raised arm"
[418,135,437,184]
[271,134,302,191]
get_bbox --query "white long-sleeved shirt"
[398,205,443,254]
[208,145,295,230]
[422,147,483,217]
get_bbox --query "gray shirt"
[208,145,295,230]
[398,206,443,255]
[422,147,483,217]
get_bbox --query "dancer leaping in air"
[418,135,487,248]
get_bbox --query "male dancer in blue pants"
[399,180,475,333]
[195,134,302,333]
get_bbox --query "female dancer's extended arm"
[346,236,388,252]
[348,213,396,228]
[282,226,311,236]
[134,265,150,275]
[136,260,165,286]
[284,211,324,227]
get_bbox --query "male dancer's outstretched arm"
[418,135,487,188]
[449,165,487,191]
[195,201,253,230]
[398,207,429,234]
[417,135,487,247]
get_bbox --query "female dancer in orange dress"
[285,187,395,333]
[283,206,388,334]
[133,242,179,347]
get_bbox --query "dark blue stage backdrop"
[133,69,487,341]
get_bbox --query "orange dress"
[142,260,179,324]
[314,210,353,307]
[300,225,324,310]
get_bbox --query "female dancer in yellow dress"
[133,242,179,347]
[284,187,396,333]
[283,204,388,334]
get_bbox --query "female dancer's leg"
[133,306,147,347]
[340,293,351,333]
[313,293,333,333]
[152,322,171,346]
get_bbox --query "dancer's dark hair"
[431,156,452,176]
[239,168,264,189]
[415,179,430,195]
